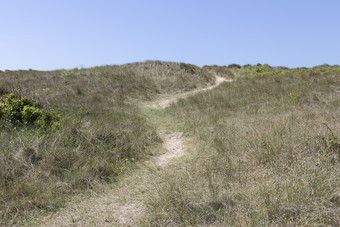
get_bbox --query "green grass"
[145,68,340,225]
[0,61,214,224]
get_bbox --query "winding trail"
[39,76,231,226]
[150,76,231,109]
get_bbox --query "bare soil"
[152,76,231,108]
[156,131,184,166]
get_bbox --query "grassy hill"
[146,64,340,226]
[0,61,339,225]
[0,61,214,224]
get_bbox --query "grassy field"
[0,61,214,224]
[145,65,340,226]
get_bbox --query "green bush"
[227,63,241,69]
[0,93,60,129]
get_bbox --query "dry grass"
[1,62,339,226]
[144,69,340,226]
[0,61,213,225]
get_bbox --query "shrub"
[0,93,60,129]
[179,63,199,74]
[228,63,241,69]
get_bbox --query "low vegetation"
[1,61,339,226]
[146,65,340,226]
[0,93,61,130]
[204,63,340,79]
[0,61,213,224]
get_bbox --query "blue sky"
[0,0,339,70]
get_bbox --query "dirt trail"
[152,76,232,109]
[156,131,184,166]
[40,132,185,226]
[39,134,183,226]
[39,76,229,226]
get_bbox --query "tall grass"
[146,69,340,225]
[0,61,213,224]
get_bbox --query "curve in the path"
[154,76,232,109]
[40,76,230,226]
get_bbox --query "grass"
[0,61,214,225]
[145,67,340,226]
[1,61,339,226]
[204,63,340,79]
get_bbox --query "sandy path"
[40,131,185,226]
[39,76,229,226]
[152,76,232,109]
[156,131,184,166]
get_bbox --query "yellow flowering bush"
[0,93,61,129]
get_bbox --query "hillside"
[148,65,340,226]
[0,61,214,224]
[0,62,339,226]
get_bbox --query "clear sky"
[1,0,339,70]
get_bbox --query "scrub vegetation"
[0,61,339,226]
